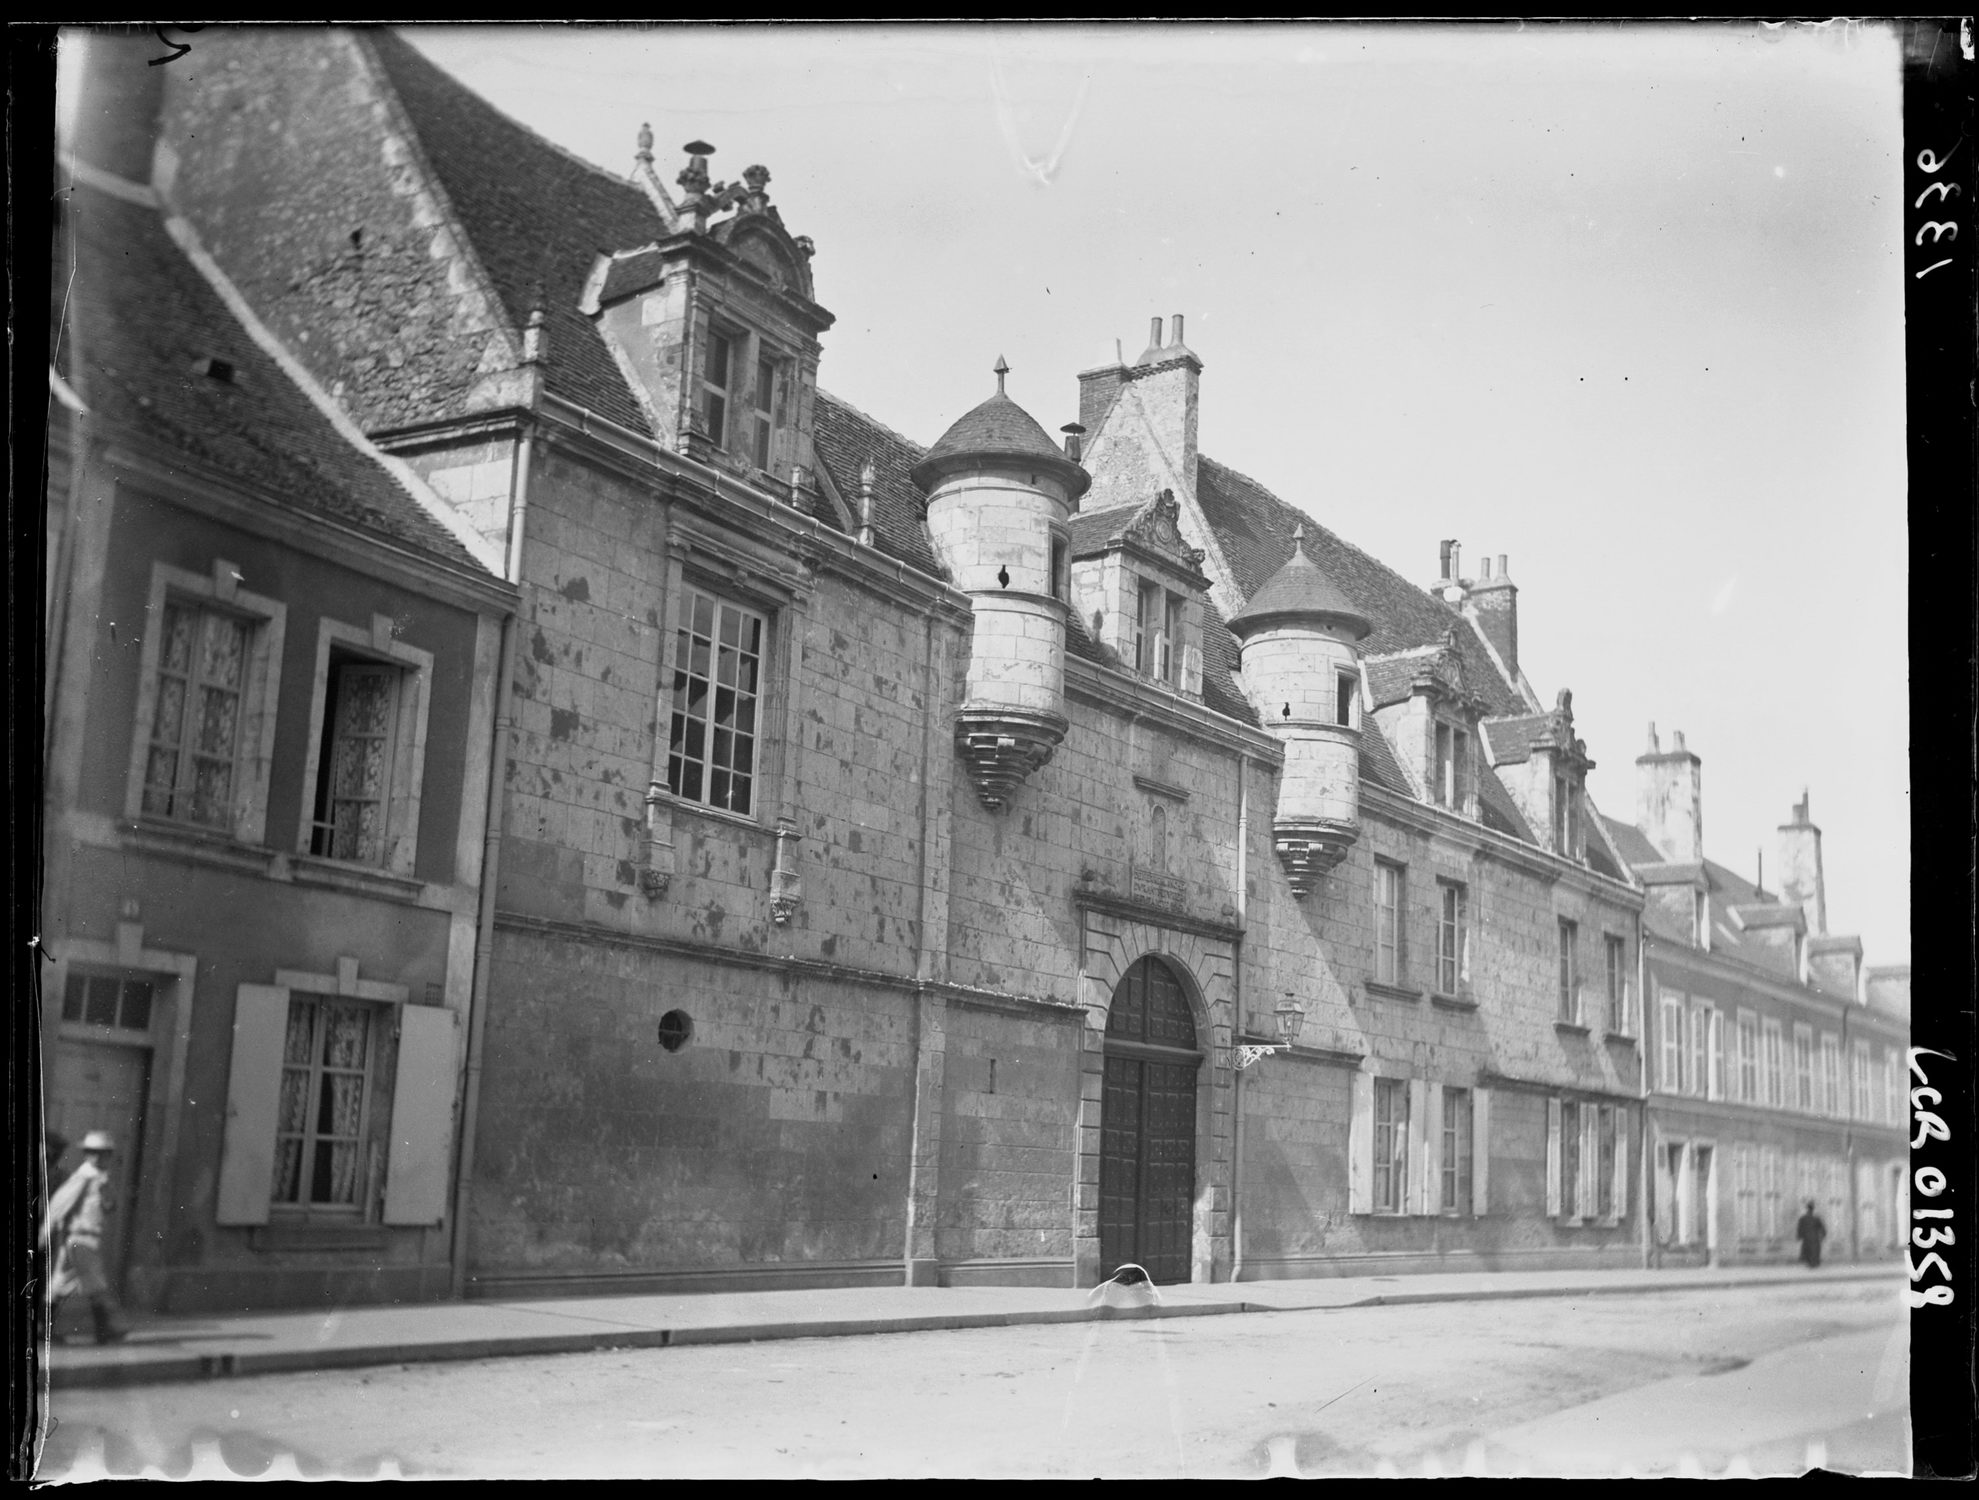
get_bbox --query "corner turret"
[1228,525,1373,895]
[913,359,1090,811]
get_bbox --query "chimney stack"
[1636,725,1703,864]
[1775,790,1827,936]
[1469,551,1518,680]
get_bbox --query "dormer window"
[1434,721,1471,811]
[702,329,739,450]
[750,354,777,470]
[1134,578,1185,684]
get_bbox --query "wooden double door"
[1098,957,1200,1285]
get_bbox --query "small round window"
[657,1010,694,1053]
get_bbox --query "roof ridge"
[373,28,655,201]
[816,386,928,456]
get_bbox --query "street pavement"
[34,1277,1908,1479]
[42,1260,1896,1389]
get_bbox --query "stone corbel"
[1273,817,1358,899]
[642,782,676,900]
[769,818,803,924]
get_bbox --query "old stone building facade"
[49,27,1727,1310]
[44,56,516,1315]
[1605,745,1910,1268]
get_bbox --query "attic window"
[195,357,236,385]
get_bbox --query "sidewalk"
[45,1262,1900,1390]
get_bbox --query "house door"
[1691,1145,1715,1258]
[1099,957,1199,1286]
[47,1038,151,1293]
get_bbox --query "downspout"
[449,423,531,1299]
[1638,915,1652,1269]
[1229,752,1248,1283]
[902,605,939,1282]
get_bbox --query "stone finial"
[740,163,772,212]
[678,139,715,199]
[636,122,654,164]
[994,354,1010,395]
[794,235,816,258]
[522,307,547,365]
[1292,521,1305,550]
[1556,687,1573,716]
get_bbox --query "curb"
[46,1267,1897,1391]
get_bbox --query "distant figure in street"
[1796,1200,1827,1270]
[43,1131,129,1344]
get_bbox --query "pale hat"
[80,1130,117,1153]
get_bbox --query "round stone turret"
[1229,526,1372,896]
[913,359,1088,811]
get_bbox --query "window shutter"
[216,984,290,1225]
[1545,1097,1562,1218]
[1471,1088,1490,1216]
[1408,1079,1430,1215]
[1347,1071,1373,1215]
[383,1004,461,1226]
[1615,1109,1630,1220]
[1578,1106,1597,1221]
[1422,1084,1445,1215]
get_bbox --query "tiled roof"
[810,389,939,576]
[1601,816,1664,868]
[1067,503,1142,557]
[1600,814,1819,977]
[1198,598,1256,726]
[1476,764,1533,842]
[66,180,487,575]
[1227,544,1371,639]
[908,388,1089,498]
[362,30,666,435]
[1196,455,1527,717]
[1481,713,1555,765]
[1363,652,1431,710]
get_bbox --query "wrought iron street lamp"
[1236,994,1307,1069]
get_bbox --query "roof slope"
[1197,455,1527,717]
[1602,814,1801,973]
[363,29,665,434]
[811,390,939,575]
[66,180,487,573]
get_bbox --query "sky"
[127,23,1926,961]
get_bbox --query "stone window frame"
[662,577,774,821]
[1433,719,1474,815]
[1819,1031,1843,1118]
[1370,1076,1411,1214]
[1793,1022,1816,1113]
[1434,877,1470,998]
[1603,932,1631,1037]
[1556,916,1581,1024]
[1373,858,1407,988]
[1736,1008,1760,1103]
[292,613,435,878]
[123,560,287,847]
[1658,988,1685,1095]
[1761,1017,1786,1109]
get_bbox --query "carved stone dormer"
[589,138,835,495]
[1485,686,1597,858]
[1368,628,1489,819]
[1068,488,1212,697]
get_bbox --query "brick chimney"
[1469,552,1517,679]
[63,27,167,184]
[1775,791,1827,936]
[1076,339,1131,444]
[1636,723,1703,864]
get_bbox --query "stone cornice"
[1362,783,1644,908]
[1644,934,1905,1035]
[1478,1069,1643,1106]
[1064,658,1281,764]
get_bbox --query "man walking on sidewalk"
[1795,1199,1828,1270]
[43,1131,129,1344]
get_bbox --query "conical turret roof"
[909,358,1091,499]
[1228,527,1372,639]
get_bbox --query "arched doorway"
[1099,956,1200,1285]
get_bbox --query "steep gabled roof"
[1602,813,1811,977]
[66,179,488,574]
[362,29,666,434]
[810,389,939,575]
[1196,455,1526,717]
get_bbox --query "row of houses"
[42,28,1908,1314]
